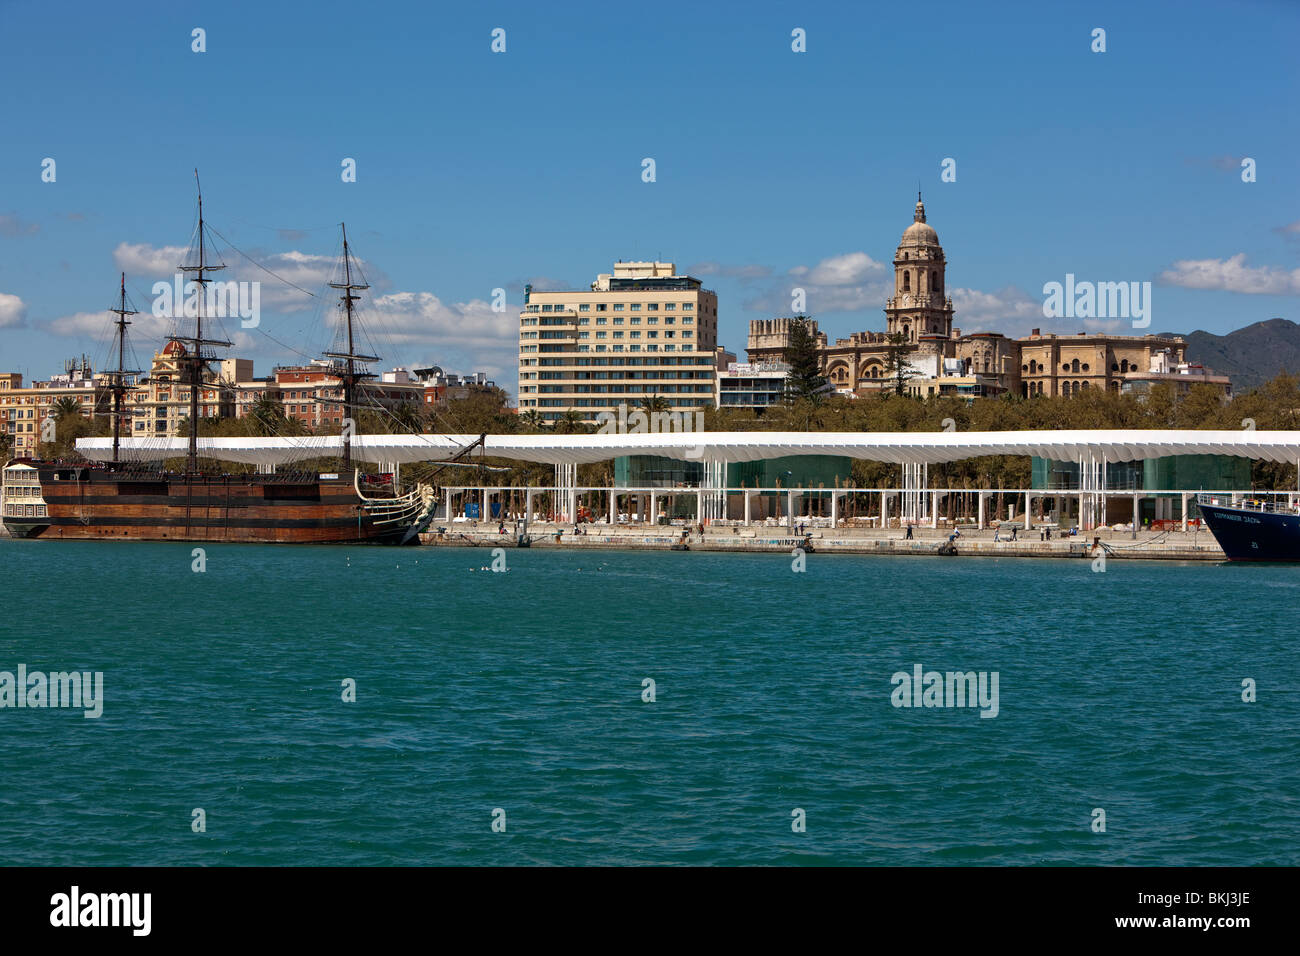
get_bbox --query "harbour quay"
[422,522,1225,561]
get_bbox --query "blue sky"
[1,0,1296,398]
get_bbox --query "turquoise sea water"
[0,538,1295,866]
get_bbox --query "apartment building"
[0,360,113,456]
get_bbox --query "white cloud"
[0,293,27,328]
[949,286,1042,336]
[790,251,886,286]
[1158,253,1300,295]
[112,242,191,276]
[364,292,520,388]
[48,309,173,342]
[740,251,891,316]
[112,242,376,314]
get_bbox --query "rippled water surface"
[0,538,1295,865]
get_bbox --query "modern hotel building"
[516,261,720,422]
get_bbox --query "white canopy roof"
[75,430,1300,466]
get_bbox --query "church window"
[902,271,911,292]
[1070,359,1080,373]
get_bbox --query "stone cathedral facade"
[745,196,1220,400]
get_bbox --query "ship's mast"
[172,171,231,475]
[107,273,141,463]
[325,224,376,471]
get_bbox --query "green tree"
[35,398,106,460]
[249,395,289,436]
[882,333,918,396]
[554,409,586,434]
[783,316,826,402]
[638,393,671,415]
[389,400,425,433]
[435,387,515,434]
[52,396,84,421]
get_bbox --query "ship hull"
[1198,501,1300,561]
[2,463,424,545]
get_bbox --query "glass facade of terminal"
[1032,454,1251,492]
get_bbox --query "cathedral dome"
[899,194,939,246]
[901,220,938,244]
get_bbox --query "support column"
[482,488,488,523]
[880,490,888,529]
[649,492,657,526]
[744,490,752,527]
[1024,491,1032,531]
[696,489,703,525]
[931,490,939,529]
[977,491,986,530]
[1132,493,1139,539]
[830,491,839,529]
[610,490,617,525]
[787,490,795,532]
[1181,492,1190,532]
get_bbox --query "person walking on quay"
[905,524,914,540]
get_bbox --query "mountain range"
[1161,318,1299,392]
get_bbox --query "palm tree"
[555,409,585,434]
[639,393,671,415]
[519,409,545,432]
[52,396,84,421]
[249,395,287,436]
[389,401,424,433]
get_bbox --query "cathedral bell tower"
[884,192,954,344]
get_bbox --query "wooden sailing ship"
[1,178,459,544]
